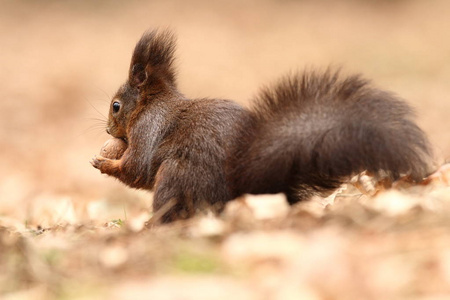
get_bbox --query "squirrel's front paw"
[90,155,120,176]
[90,155,109,172]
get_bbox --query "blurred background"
[1,0,449,226]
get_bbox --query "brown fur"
[91,29,434,222]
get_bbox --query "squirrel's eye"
[112,101,121,113]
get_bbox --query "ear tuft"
[130,63,146,87]
[129,29,177,88]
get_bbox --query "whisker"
[86,84,113,103]
[83,124,106,133]
[84,117,107,123]
[78,124,108,138]
[83,96,108,120]
[80,114,109,137]
[86,124,107,130]
[96,87,112,103]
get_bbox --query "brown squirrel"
[91,29,433,223]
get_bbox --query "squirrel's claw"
[90,155,107,170]
[90,155,118,176]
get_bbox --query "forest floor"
[2,169,450,300]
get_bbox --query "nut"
[100,138,127,159]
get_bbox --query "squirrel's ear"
[128,29,176,88]
[130,63,147,87]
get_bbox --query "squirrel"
[91,29,433,223]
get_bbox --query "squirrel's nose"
[106,128,110,134]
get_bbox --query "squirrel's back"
[227,70,433,202]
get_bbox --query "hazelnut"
[100,138,127,159]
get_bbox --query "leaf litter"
[1,165,450,299]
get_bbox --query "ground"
[1,0,450,299]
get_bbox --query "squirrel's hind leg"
[150,160,197,224]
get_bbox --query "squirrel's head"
[106,29,177,141]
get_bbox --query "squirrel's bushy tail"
[230,70,434,201]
